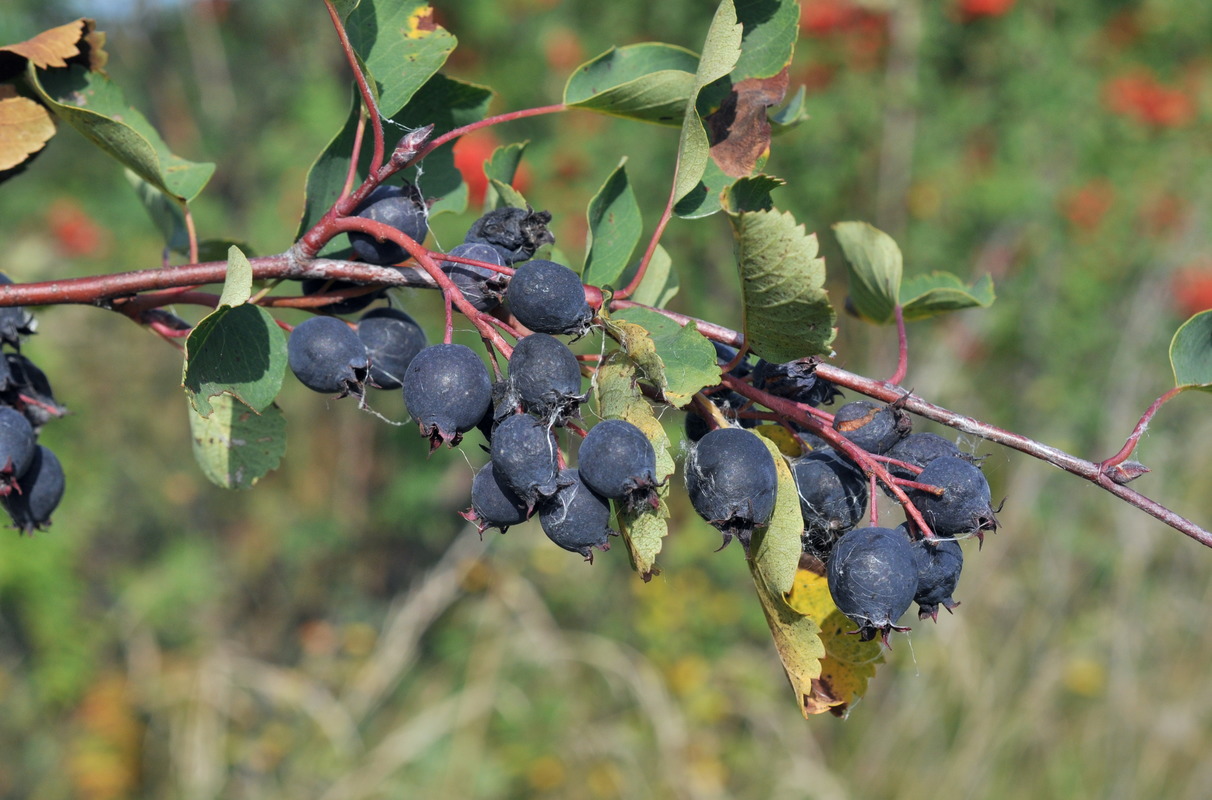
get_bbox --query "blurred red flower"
[958,0,1017,20]
[1104,70,1196,128]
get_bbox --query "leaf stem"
[324,0,384,177]
[1098,385,1186,471]
[888,304,908,385]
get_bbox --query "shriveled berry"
[490,413,562,509]
[911,533,963,621]
[0,273,36,347]
[462,462,532,534]
[832,401,910,454]
[506,260,593,336]
[827,526,917,645]
[356,307,428,390]
[1,354,68,430]
[402,343,493,450]
[752,358,841,407]
[287,316,369,396]
[507,333,585,423]
[2,445,64,533]
[348,183,428,265]
[908,456,999,538]
[440,242,508,312]
[791,449,868,554]
[685,427,777,550]
[577,419,659,511]
[538,468,614,562]
[464,206,555,264]
[0,407,36,490]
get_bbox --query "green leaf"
[564,43,699,125]
[749,432,802,597]
[487,178,527,210]
[722,174,784,214]
[770,85,809,134]
[733,0,800,81]
[583,160,642,288]
[673,1,744,204]
[188,395,286,490]
[27,65,214,202]
[603,307,719,407]
[899,272,996,321]
[218,245,253,307]
[295,93,361,244]
[728,209,837,361]
[183,248,287,417]
[483,141,528,211]
[1170,310,1212,391]
[126,169,189,254]
[621,244,679,309]
[344,1,456,119]
[833,221,903,325]
[672,158,735,219]
[296,75,491,241]
[594,352,675,579]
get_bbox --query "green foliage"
[1170,311,1212,391]
[582,160,642,288]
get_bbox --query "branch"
[609,299,1212,549]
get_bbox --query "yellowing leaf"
[753,422,805,458]
[1,18,103,70]
[749,559,825,719]
[593,351,674,579]
[786,566,884,717]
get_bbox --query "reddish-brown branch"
[324,0,385,176]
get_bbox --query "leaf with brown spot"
[706,69,788,178]
[0,85,56,173]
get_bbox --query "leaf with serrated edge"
[1,18,102,70]
[786,566,884,716]
[487,178,526,209]
[623,244,679,309]
[564,43,699,125]
[483,141,527,211]
[607,307,719,407]
[748,559,825,719]
[188,396,286,490]
[583,159,642,288]
[594,352,674,578]
[900,272,995,321]
[729,209,836,362]
[0,88,56,172]
[183,305,287,416]
[27,65,214,202]
[833,221,903,325]
[1170,310,1212,392]
[673,1,743,204]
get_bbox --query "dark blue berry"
[356,307,428,390]
[348,184,428,265]
[685,427,777,550]
[577,419,659,511]
[287,316,369,396]
[827,526,917,645]
[506,260,592,336]
[402,343,493,450]
[538,468,614,562]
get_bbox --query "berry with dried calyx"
[684,427,778,550]
[462,461,532,535]
[440,242,508,312]
[402,343,493,450]
[832,400,911,455]
[506,333,586,424]
[287,316,370,397]
[505,260,593,337]
[538,468,614,562]
[908,456,1000,539]
[911,533,963,621]
[577,419,660,511]
[827,526,917,646]
[490,413,562,509]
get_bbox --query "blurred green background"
[1,1,1211,798]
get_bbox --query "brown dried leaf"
[706,68,789,178]
[0,86,56,171]
[2,19,89,68]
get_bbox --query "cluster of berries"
[287,192,1003,645]
[0,274,68,533]
[685,347,1000,644]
